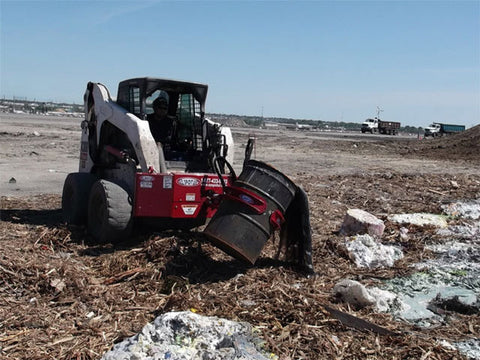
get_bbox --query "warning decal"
[181,205,198,215]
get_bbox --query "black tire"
[62,172,97,225]
[87,180,133,243]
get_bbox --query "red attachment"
[105,145,126,159]
[223,186,267,214]
[269,209,285,230]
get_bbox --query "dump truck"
[62,77,313,273]
[424,123,465,137]
[361,117,400,135]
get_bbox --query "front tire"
[88,179,133,243]
[62,172,97,225]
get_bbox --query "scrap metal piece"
[323,304,397,336]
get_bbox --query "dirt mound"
[402,125,480,161]
[207,114,248,127]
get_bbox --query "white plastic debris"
[454,339,480,360]
[50,278,66,292]
[436,223,480,239]
[345,234,403,269]
[387,213,448,228]
[340,209,385,237]
[442,199,480,220]
[399,227,409,240]
[86,311,95,319]
[438,339,456,351]
[101,311,275,360]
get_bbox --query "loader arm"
[86,82,160,172]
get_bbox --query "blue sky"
[1,0,479,127]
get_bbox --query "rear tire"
[87,179,133,243]
[62,172,97,225]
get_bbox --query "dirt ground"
[1,113,479,359]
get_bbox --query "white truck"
[361,117,400,135]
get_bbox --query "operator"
[147,92,176,147]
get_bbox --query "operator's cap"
[153,90,169,108]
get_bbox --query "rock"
[333,279,405,312]
[428,294,479,315]
[333,279,376,308]
[8,177,16,184]
[339,209,385,237]
[387,213,448,228]
[101,311,275,360]
[345,234,403,269]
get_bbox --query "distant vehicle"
[284,122,313,131]
[295,122,312,130]
[361,117,400,135]
[424,123,465,137]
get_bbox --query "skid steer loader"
[62,77,234,240]
[62,77,313,273]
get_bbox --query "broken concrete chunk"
[387,213,448,228]
[340,209,385,237]
[367,287,405,313]
[101,311,275,360]
[345,234,403,269]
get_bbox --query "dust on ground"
[1,114,479,359]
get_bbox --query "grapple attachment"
[204,159,314,274]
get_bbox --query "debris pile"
[1,162,480,359]
[401,124,480,162]
[101,311,273,360]
[333,196,480,359]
